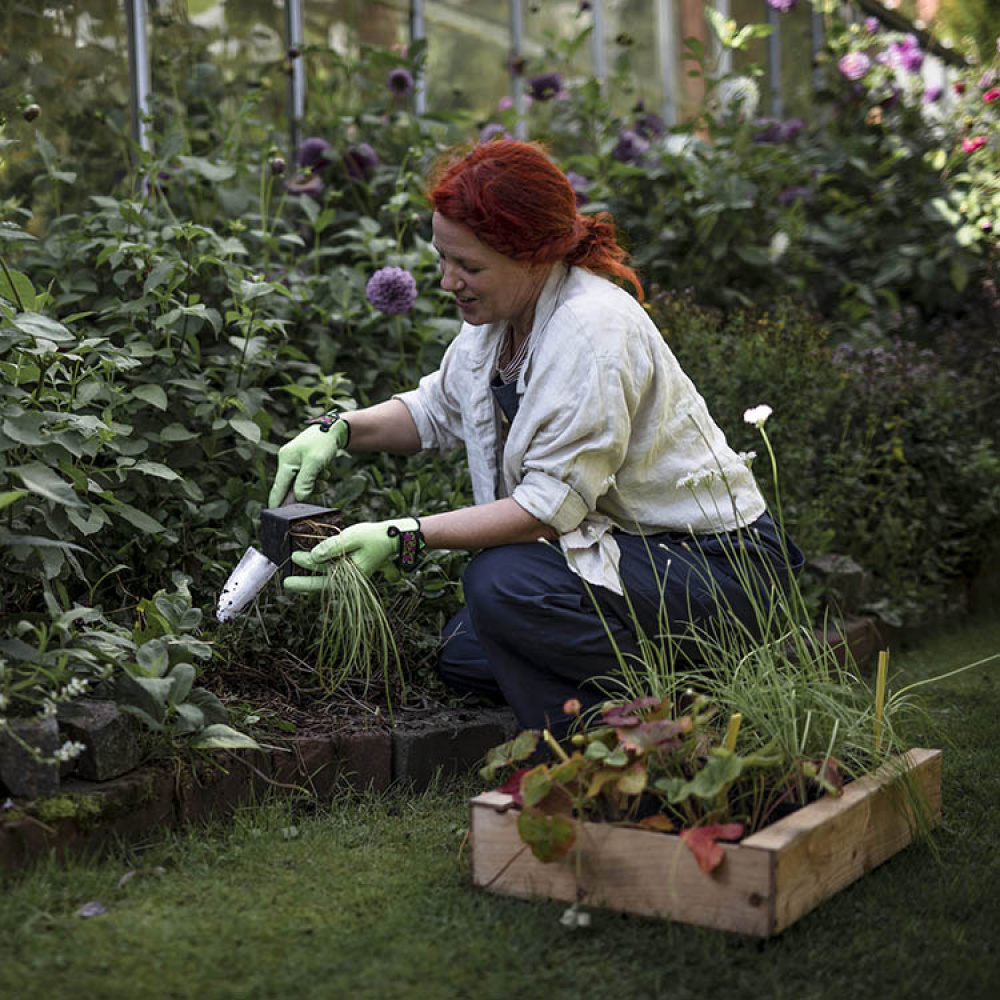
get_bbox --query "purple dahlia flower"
[528,72,563,101]
[297,137,332,170]
[767,0,798,12]
[343,143,379,182]
[923,86,943,104]
[864,17,880,33]
[387,67,415,97]
[635,111,665,139]
[611,128,649,164]
[366,266,418,315]
[479,123,512,143]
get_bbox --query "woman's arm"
[343,398,422,454]
[420,498,558,550]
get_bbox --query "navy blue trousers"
[437,515,803,737]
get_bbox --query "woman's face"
[432,212,549,338]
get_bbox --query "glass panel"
[0,1,131,220]
[778,2,817,118]
[423,0,511,125]
[602,0,662,116]
[522,0,594,86]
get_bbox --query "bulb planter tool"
[215,492,343,622]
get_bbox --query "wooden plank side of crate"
[470,792,774,937]
[742,748,942,934]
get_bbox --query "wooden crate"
[469,747,941,937]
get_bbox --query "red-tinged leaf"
[550,753,587,785]
[617,717,692,753]
[679,822,745,874]
[601,696,664,727]
[637,813,675,833]
[495,768,529,805]
[517,808,576,863]
[520,764,553,808]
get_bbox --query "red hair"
[427,140,644,301]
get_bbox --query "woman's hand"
[268,418,349,507]
[283,517,421,592]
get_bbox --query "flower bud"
[23,103,41,122]
[269,155,287,176]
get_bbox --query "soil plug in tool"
[215,493,342,622]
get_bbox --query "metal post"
[125,0,152,154]
[509,0,527,139]
[285,0,305,156]
[656,0,676,124]
[715,0,731,77]
[766,2,782,117]
[811,6,825,90]
[591,0,606,93]
[410,0,427,115]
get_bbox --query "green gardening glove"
[283,517,425,593]
[268,415,350,508]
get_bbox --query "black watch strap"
[305,410,351,446]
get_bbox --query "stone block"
[807,554,872,616]
[0,716,60,798]
[57,698,141,782]
[392,708,518,791]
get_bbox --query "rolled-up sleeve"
[393,340,466,453]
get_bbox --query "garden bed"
[0,706,516,879]
[469,747,942,937]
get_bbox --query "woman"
[268,140,802,737]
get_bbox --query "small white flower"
[53,740,86,763]
[717,75,760,118]
[743,404,773,428]
[676,472,697,490]
[41,699,58,719]
[737,450,757,468]
[57,678,89,701]
[768,231,789,263]
[559,903,592,928]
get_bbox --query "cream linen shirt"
[395,264,767,594]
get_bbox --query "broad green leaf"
[239,278,275,302]
[186,687,230,724]
[135,639,170,677]
[3,412,48,445]
[133,461,181,481]
[174,702,206,734]
[168,663,196,706]
[132,384,168,410]
[13,462,85,507]
[177,155,236,182]
[0,530,89,554]
[159,422,197,442]
[229,417,261,443]
[0,268,36,310]
[190,723,261,750]
[12,312,74,342]
[109,501,167,534]
[67,505,110,536]
[0,489,27,510]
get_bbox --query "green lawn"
[2,616,999,1000]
